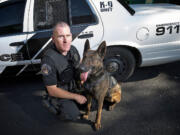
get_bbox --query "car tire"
[104,47,136,81]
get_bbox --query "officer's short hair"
[53,21,70,34]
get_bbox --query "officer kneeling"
[41,22,87,121]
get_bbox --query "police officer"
[41,22,87,121]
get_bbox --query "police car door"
[69,0,104,58]
[0,0,30,75]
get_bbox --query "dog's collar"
[84,68,110,92]
[84,72,106,92]
[85,69,106,86]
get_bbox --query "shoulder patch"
[74,53,79,62]
[41,64,52,76]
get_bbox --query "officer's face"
[52,26,72,55]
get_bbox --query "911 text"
[156,25,180,36]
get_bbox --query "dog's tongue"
[80,72,89,82]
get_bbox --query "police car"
[1,0,180,81]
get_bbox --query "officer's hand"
[74,94,87,104]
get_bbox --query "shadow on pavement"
[127,61,180,82]
[1,61,180,135]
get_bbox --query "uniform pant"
[43,97,81,121]
[56,99,81,121]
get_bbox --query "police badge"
[40,64,52,76]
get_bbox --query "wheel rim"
[104,56,125,76]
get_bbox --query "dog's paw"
[108,105,114,111]
[108,104,116,111]
[94,123,101,130]
[82,114,89,120]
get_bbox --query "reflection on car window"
[34,0,68,31]
[0,1,25,36]
[70,0,96,25]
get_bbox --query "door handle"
[10,41,25,46]
[78,33,94,39]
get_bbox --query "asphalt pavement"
[0,61,180,135]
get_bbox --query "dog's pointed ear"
[97,41,106,58]
[83,39,90,56]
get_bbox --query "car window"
[70,0,96,25]
[0,1,26,36]
[34,0,69,31]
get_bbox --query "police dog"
[79,39,121,130]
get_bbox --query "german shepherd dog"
[79,40,122,130]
